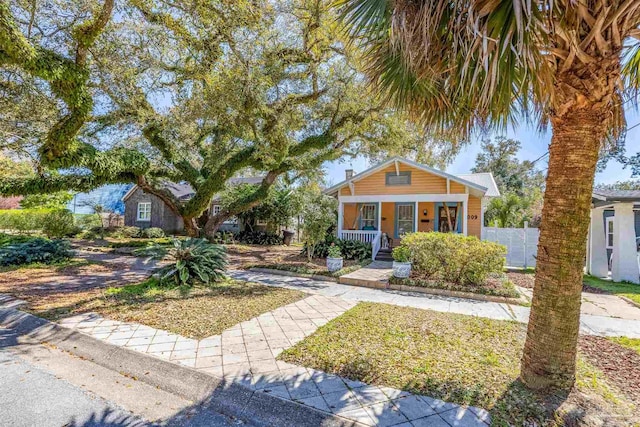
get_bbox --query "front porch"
[337,195,471,260]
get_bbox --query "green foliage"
[237,230,282,245]
[141,227,165,238]
[301,236,372,261]
[111,226,143,239]
[392,246,411,262]
[136,238,228,287]
[42,209,78,238]
[400,232,506,286]
[20,191,73,209]
[74,214,102,230]
[485,193,531,228]
[211,232,236,244]
[0,238,73,266]
[595,180,640,191]
[301,191,338,260]
[221,184,304,230]
[327,244,342,258]
[0,209,54,233]
[0,233,36,246]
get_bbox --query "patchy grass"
[31,278,305,339]
[390,274,519,298]
[247,259,370,278]
[0,258,97,273]
[279,303,637,426]
[582,275,640,304]
[609,336,640,355]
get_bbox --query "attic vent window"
[386,171,411,186]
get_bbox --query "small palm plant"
[136,238,227,287]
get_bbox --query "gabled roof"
[324,157,500,198]
[592,189,640,207]
[122,177,265,202]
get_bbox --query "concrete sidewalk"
[229,270,640,339]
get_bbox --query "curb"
[0,307,360,427]
[248,267,339,283]
[620,295,640,309]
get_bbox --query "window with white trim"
[360,204,376,229]
[256,219,268,226]
[606,217,614,249]
[137,202,151,221]
[212,205,222,215]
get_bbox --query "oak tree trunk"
[183,217,199,237]
[520,101,608,389]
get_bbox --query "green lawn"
[583,275,640,305]
[279,302,636,426]
[32,278,306,339]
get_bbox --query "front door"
[438,206,457,232]
[396,204,414,237]
[360,204,377,230]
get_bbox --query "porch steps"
[375,248,394,262]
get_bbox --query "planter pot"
[327,257,344,272]
[282,230,295,246]
[392,261,412,278]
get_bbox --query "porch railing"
[339,230,382,260]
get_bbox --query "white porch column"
[378,202,382,231]
[588,207,608,278]
[414,203,419,233]
[337,200,343,238]
[611,203,639,283]
[462,200,468,236]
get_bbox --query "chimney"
[345,169,354,180]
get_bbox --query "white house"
[587,189,640,284]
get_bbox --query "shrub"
[392,246,411,262]
[399,232,506,286]
[0,233,36,246]
[237,230,282,245]
[141,227,165,238]
[301,236,372,261]
[0,209,52,233]
[0,238,73,266]
[135,238,227,287]
[327,244,342,258]
[211,231,236,244]
[74,214,102,230]
[111,226,142,239]
[43,209,78,238]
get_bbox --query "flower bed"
[390,272,519,298]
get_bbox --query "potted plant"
[326,243,344,272]
[392,246,412,278]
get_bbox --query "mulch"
[507,272,612,294]
[579,335,640,405]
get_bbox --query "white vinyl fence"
[482,222,539,268]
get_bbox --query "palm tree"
[338,0,640,390]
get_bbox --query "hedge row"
[399,232,506,286]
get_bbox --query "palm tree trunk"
[521,104,606,390]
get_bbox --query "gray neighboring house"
[122,177,264,234]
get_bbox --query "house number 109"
[467,215,478,220]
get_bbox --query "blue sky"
[324,109,640,187]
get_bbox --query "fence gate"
[481,222,539,268]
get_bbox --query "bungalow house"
[587,190,640,284]
[122,177,264,234]
[324,157,500,260]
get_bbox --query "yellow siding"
[342,203,358,230]
[449,182,466,194]
[417,202,435,232]
[467,196,482,238]
[380,202,395,237]
[350,164,447,195]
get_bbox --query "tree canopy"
[0,0,451,236]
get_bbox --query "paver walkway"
[229,270,640,338]
[56,295,490,427]
[339,261,393,287]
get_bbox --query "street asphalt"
[0,348,240,427]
